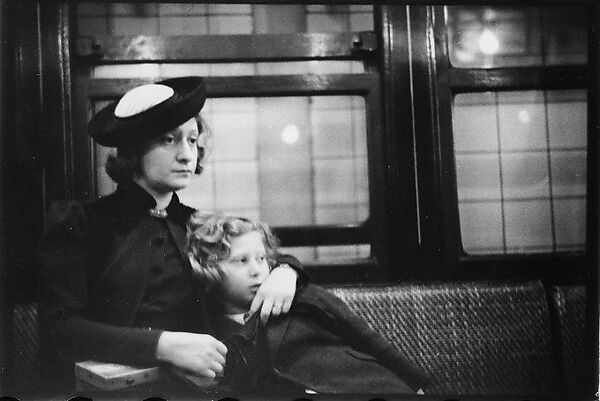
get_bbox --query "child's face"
[218,230,270,314]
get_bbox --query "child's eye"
[188,136,198,145]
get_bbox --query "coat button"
[151,265,162,275]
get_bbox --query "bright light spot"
[518,110,531,124]
[281,124,300,145]
[478,29,500,55]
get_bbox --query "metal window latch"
[351,32,377,55]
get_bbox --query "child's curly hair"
[186,212,280,289]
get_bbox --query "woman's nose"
[177,142,194,162]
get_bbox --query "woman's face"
[218,231,270,314]
[136,118,200,194]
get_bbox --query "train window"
[453,90,587,255]
[447,6,588,68]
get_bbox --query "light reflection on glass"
[478,29,500,55]
[281,124,300,145]
[518,110,531,124]
[447,6,588,68]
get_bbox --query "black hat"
[88,76,207,147]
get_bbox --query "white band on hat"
[114,84,175,118]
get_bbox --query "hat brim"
[88,76,207,147]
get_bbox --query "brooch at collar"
[148,207,168,219]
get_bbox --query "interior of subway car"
[0,1,598,400]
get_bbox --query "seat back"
[329,281,556,395]
[12,302,39,383]
[548,285,586,395]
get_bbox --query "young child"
[186,212,429,395]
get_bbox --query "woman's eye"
[162,135,175,145]
[188,136,198,145]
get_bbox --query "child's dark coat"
[215,284,429,394]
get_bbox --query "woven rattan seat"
[10,281,587,396]
[329,281,556,395]
[549,285,586,394]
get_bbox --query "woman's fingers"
[271,302,282,316]
[250,264,298,323]
[260,296,275,323]
[216,339,228,355]
[249,289,264,317]
[281,297,293,314]
[208,359,224,375]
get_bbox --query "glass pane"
[453,90,587,255]
[280,244,370,264]
[447,6,588,68]
[77,3,373,36]
[93,61,365,79]
[92,95,370,264]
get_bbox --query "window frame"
[417,4,598,282]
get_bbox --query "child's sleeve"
[273,253,309,286]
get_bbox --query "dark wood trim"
[452,253,587,282]
[40,1,74,203]
[583,2,600,396]
[378,5,422,281]
[407,5,446,278]
[75,32,377,63]
[304,260,383,284]
[71,80,96,200]
[274,224,369,247]
[78,73,380,98]
[0,0,14,388]
[43,0,599,6]
[363,56,389,281]
[432,5,463,279]
[3,0,48,302]
[446,66,589,92]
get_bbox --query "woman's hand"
[249,263,298,324]
[156,331,227,378]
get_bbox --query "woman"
[37,77,304,391]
